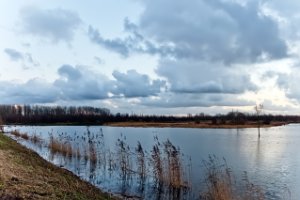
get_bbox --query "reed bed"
[12,129,281,199]
[200,155,265,200]
[49,135,75,158]
[11,130,33,141]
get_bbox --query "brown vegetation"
[49,135,75,158]
[200,156,265,200]
[11,130,29,140]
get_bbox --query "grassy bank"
[0,133,115,200]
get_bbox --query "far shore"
[105,121,291,129]
[3,120,293,129]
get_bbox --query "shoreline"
[104,121,290,129]
[0,133,116,200]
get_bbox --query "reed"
[30,134,41,144]
[151,142,163,185]
[107,149,114,171]
[11,130,30,140]
[49,135,61,154]
[76,147,81,159]
[83,148,89,162]
[64,143,74,158]
[135,141,146,182]
[116,137,131,178]
[11,130,21,137]
[20,133,29,140]
[200,155,265,200]
[163,140,183,188]
[89,142,97,165]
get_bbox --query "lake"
[4,124,300,200]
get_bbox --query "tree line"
[0,104,300,125]
[0,105,110,124]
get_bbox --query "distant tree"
[254,104,264,137]
[254,104,263,116]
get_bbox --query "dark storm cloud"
[112,70,166,97]
[20,6,81,43]
[4,48,24,61]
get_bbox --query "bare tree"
[254,104,263,137]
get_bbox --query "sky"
[1,0,300,115]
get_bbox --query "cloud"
[142,92,254,108]
[88,23,175,58]
[0,65,112,104]
[112,69,166,97]
[58,64,82,80]
[156,59,257,94]
[54,65,113,100]
[88,0,287,63]
[4,48,39,67]
[0,79,59,104]
[88,26,131,57]
[141,0,286,63]
[0,64,167,104]
[4,48,24,61]
[94,56,104,65]
[274,69,300,102]
[20,6,81,43]
[25,53,39,67]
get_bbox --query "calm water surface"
[4,124,300,199]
